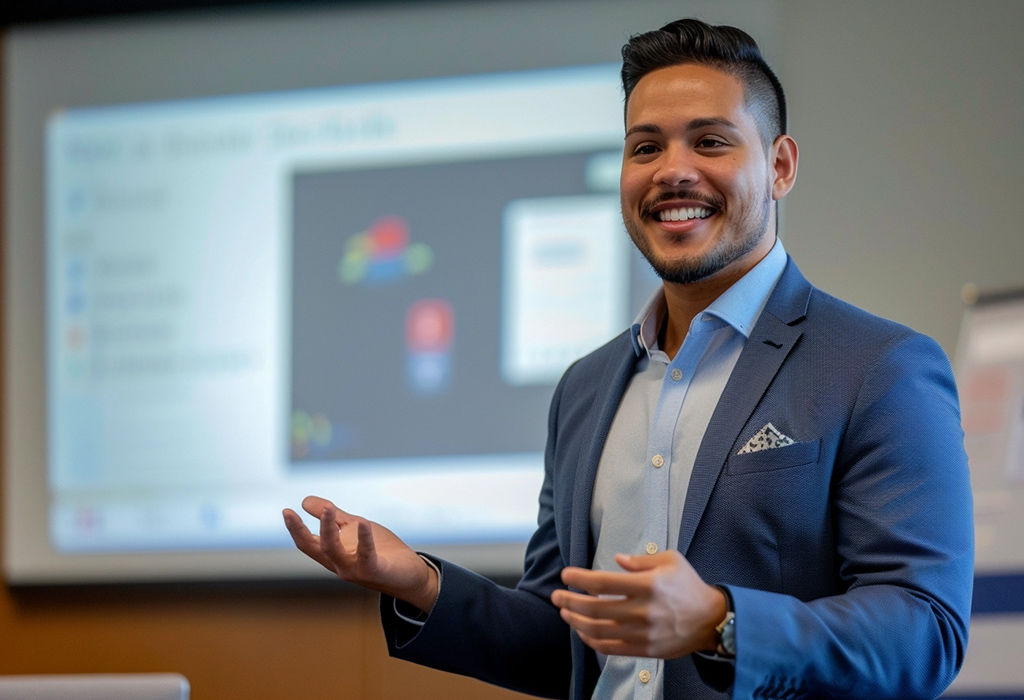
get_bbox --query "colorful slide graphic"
[406,299,455,394]
[288,151,655,465]
[337,215,433,286]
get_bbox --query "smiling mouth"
[657,206,714,222]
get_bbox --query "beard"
[624,186,773,285]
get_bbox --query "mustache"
[640,190,725,219]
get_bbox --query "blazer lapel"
[568,334,640,569]
[677,258,813,555]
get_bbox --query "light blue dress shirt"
[589,240,788,700]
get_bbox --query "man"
[283,18,973,700]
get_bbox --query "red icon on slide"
[406,299,454,394]
[407,299,454,351]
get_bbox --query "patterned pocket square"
[737,423,795,454]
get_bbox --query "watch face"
[722,616,736,656]
[717,612,737,657]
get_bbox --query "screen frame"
[2,0,780,585]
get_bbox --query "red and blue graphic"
[337,215,433,286]
[406,299,454,395]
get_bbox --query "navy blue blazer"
[382,258,974,700]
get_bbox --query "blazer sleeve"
[715,332,974,700]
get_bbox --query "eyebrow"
[624,117,740,139]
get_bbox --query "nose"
[653,143,699,188]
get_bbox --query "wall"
[779,0,1024,355]
[0,579,533,699]
[4,1,1024,698]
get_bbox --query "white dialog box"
[501,194,629,386]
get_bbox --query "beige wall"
[4,1,1024,697]
[0,578,534,699]
[779,0,1024,357]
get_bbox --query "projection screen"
[3,0,779,584]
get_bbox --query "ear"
[769,134,799,201]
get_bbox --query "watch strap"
[713,585,736,657]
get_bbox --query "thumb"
[614,551,667,572]
[302,495,354,523]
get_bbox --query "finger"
[283,509,313,547]
[319,506,353,567]
[302,495,350,520]
[560,566,652,597]
[558,606,650,644]
[283,508,319,547]
[283,509,335,570]
[558,606,621,639]
[615,550,682,572]
[551,590,635,622]
[282,508,304,531]
[355,520,377,569]
[301,495,331,516]
[576,630,649,658]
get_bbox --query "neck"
[658,234,775,359]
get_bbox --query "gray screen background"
[290,151,656,462]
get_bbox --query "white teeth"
[658,207,712,222]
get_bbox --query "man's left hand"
[550,550,727,659]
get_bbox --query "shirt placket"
[634,325,708,700]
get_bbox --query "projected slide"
[43,64,656,553]
[290,154,629,464]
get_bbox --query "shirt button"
[645,542,658,555]
[651,454,664,468]
[639,670,651,684]
[670,368,683,381]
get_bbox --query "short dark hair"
[621,18,787,150]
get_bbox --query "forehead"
[625,63,753,131]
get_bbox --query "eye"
[630,142,660,157]
[695,136,728,149]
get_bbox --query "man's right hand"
[282,495,439,613]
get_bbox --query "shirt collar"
[630,239,789,357]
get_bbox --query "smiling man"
[284,18,973,700]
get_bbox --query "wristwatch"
[715,610,736,657]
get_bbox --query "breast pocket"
[726,438,821,475]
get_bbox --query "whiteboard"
[954,288,1024,574]
[948,288,1024,698]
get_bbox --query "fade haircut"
[621,18,787,151]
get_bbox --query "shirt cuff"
[695,651,737,665]
[391,554,441,628]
